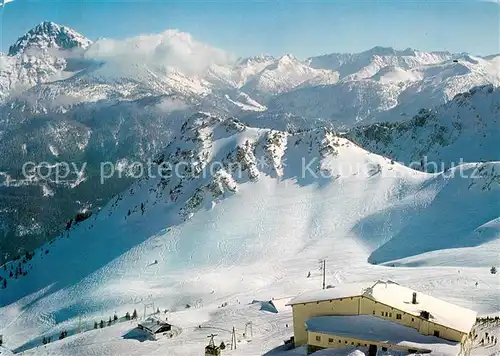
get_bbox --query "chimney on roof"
[412,292,418,304]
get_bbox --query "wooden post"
[322,260,326,289]
[230,327,237,350]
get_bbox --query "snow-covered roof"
[287,282,372,305]
[288,280,477,334]
[362,280,477,334]
[306,315,459,352]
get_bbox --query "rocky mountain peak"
[8,21,92,56]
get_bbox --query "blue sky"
[0,0,498,58]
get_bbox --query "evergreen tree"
[132,309,138,319]
[220,341,226,350]
[113,314,118,321]
[108,317,112,326]
[491,266,497,274]
[125,312,131,321]
[2,278,6,289]
[94,321,98,329]
[99,320,104,328]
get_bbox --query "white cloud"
[84,29,236,76]
[0,0,15,7]
[155,97,189,113]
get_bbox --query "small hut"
[137,317,172,340]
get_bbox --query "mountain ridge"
[0,21,498,271]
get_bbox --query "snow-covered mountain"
[238,54,339,100]
[207,54,277,88]
[8,21,92,56]
[0,21,498,283]
[1,23,498,125]
[307,47,455,80]
[347,85,499,170]
[266,54,500,128]
[0,22,91,102]
[0,112,498,356]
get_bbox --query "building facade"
[287,280,476,351]
[306,329,432,355]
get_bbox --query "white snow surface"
[288,283,371,305]
[365,280,477,334]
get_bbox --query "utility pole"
[319,259,326,289]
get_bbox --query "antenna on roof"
[412,292,418,304]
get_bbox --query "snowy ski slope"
[0,114,498,356]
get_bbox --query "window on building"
[381,311,384,316]
[351,342,354,345]
[389,313,392,317]
[396,314,402,320]
[373,310,375,315]
[345,341,348,344]
[434,330,440,337]
[339,340,342,343]
[316,336,321,342]
[328,338,334,343]
[385,312,388,317]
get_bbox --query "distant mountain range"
[0,21,498,265]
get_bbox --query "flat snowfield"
[0,118,498,356]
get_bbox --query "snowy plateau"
[0,22,499,356]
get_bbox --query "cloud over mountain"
[84,29,236,76]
